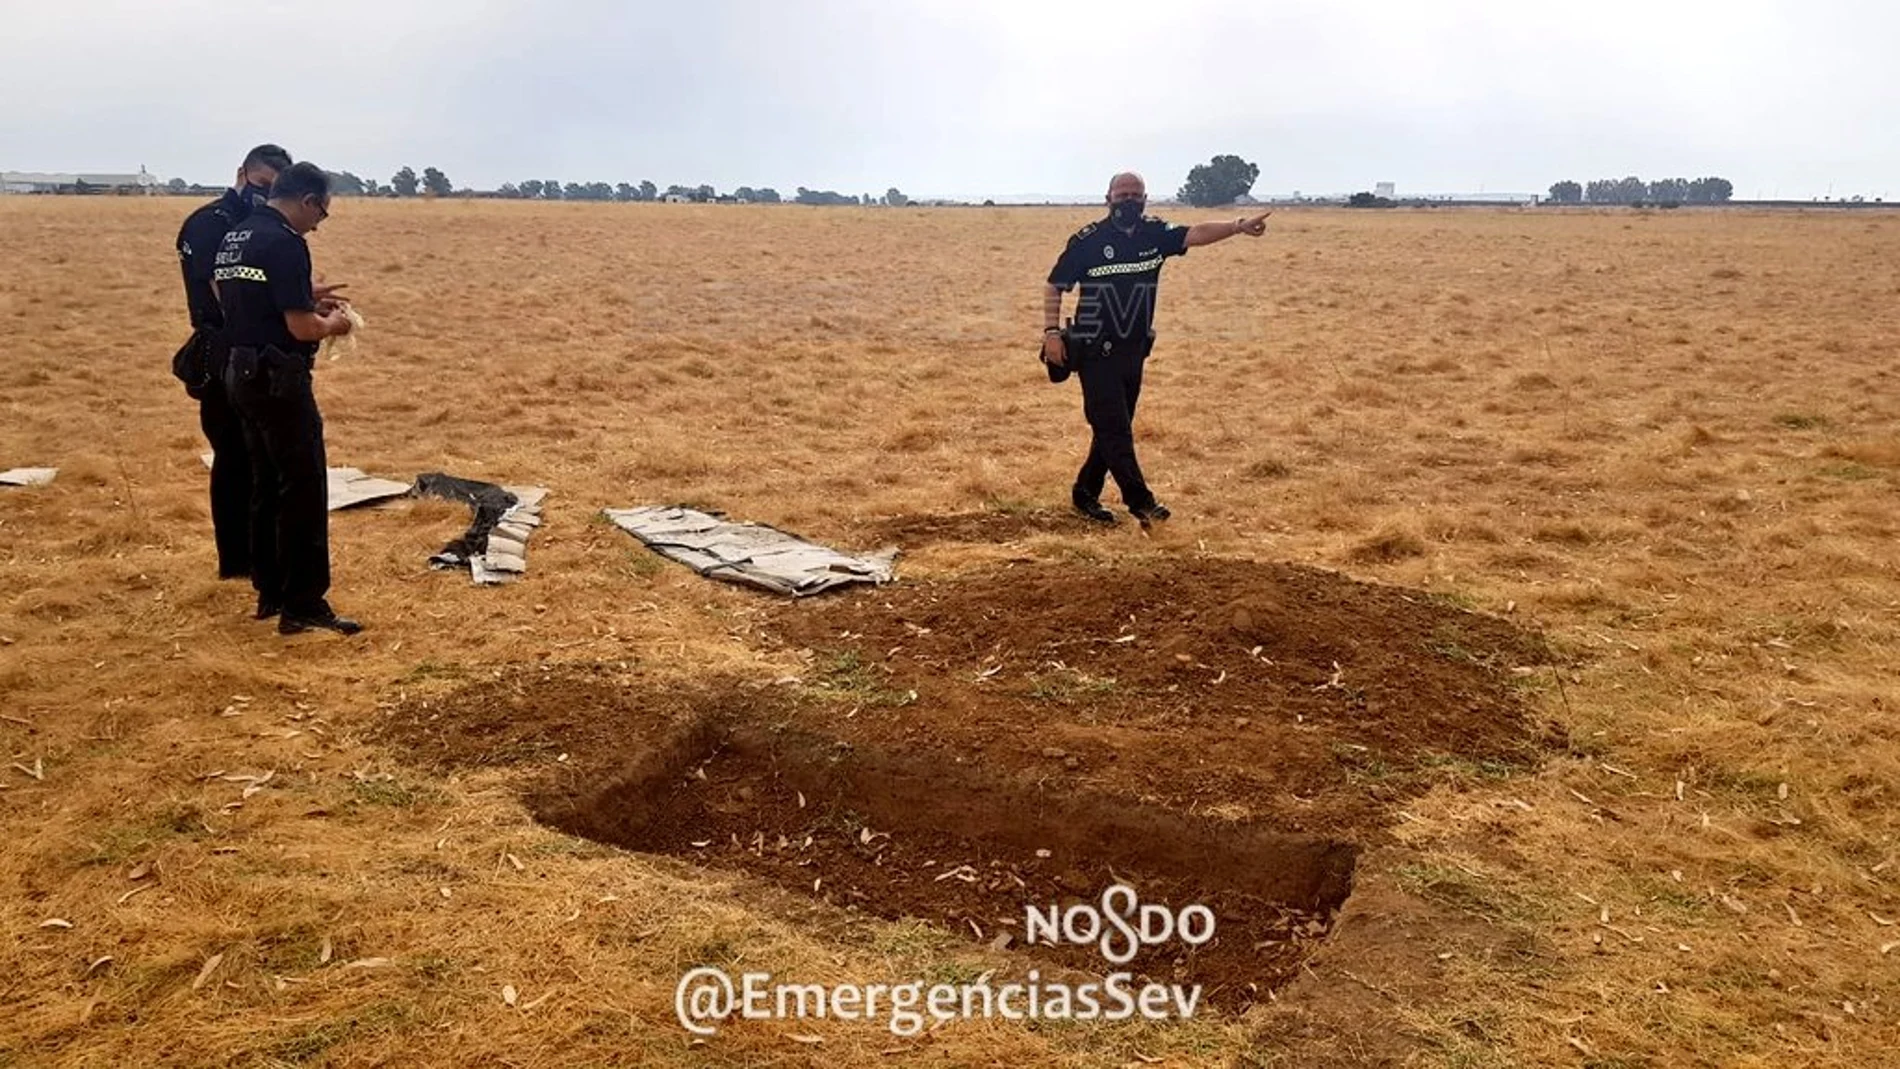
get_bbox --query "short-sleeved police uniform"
[175,188,259,577]
[215,206,334,618]
[1047,215,1190,513]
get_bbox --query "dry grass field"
[1,196,1897,1067]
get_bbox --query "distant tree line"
[314,167,913,206]
[1545,176,1733,206]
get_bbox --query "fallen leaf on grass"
[87,956,113,976]
[116,885,151,906]
[342,958,393,969]
[39,918,72,929]
[787,1034,824,1045]
[503,985,518,1006]
[127,862,150,881]
[192,953,224,990]
[319,937,332,964]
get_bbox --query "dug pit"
[538,717,1356,1007]
[379,556,1563,1008]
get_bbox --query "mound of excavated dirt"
[761,555,1562,838]
[377,556,1562,1010]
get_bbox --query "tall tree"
[1178,154,1260,207]
[1687,176,1733,203]
[518,179,544,199]
[883,187,909,207]
[391,166,419,197]
[1547,180,1582,204]
[421,167,452,197]
[638,180,657,201]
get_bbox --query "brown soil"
[761,555,1564,838]
[543,718,1354,1010]
[378,555,1559,1013]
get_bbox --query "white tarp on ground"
[0,468,57,487]
[327,468,414,511]
[604,505,898,597]
[199,454,410,511]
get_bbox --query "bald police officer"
[174,144,293,579]
[216,163,360,635]
[1042,172,1269,526]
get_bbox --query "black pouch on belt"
[226,345,262,389]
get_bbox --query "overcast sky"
[2,0,1892,200]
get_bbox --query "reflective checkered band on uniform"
[213,265,268,283]
[1084,257,1165,277]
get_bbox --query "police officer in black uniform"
[215,162,361,635]
[1042,172,1270,526]
[174,144,293,578]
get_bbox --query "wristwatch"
[1044,326,1063,335]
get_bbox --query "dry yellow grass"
[2,197,1898,1067]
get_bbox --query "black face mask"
[240,183,272,210]
[1110,198,1145,228]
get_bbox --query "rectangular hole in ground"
[537,718,1359,1010]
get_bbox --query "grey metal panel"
[604,505,897,597]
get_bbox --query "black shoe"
[1130,502,1172,528]
[254,596,282,621]
[278,610,363,636]
[1072,495,1117,525]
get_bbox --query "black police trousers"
[1074,335,1156,512]
[224,347,332,617]
[195,335,254,579]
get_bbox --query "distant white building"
[2,167,155,194]
[1374,181,1395,199]
[660,192,690,204]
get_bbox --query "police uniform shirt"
[1047,216,1191,343]
[213,205,318,360]
[176,188,251,331]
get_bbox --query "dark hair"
[269,162,331,202]
[242,144,294,173]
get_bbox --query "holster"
[172,329,215,399]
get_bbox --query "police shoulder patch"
[1071,221,1099,242]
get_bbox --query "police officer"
[174,144,293,579]
[1042,172,1270,526]
[215,162,361,635]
